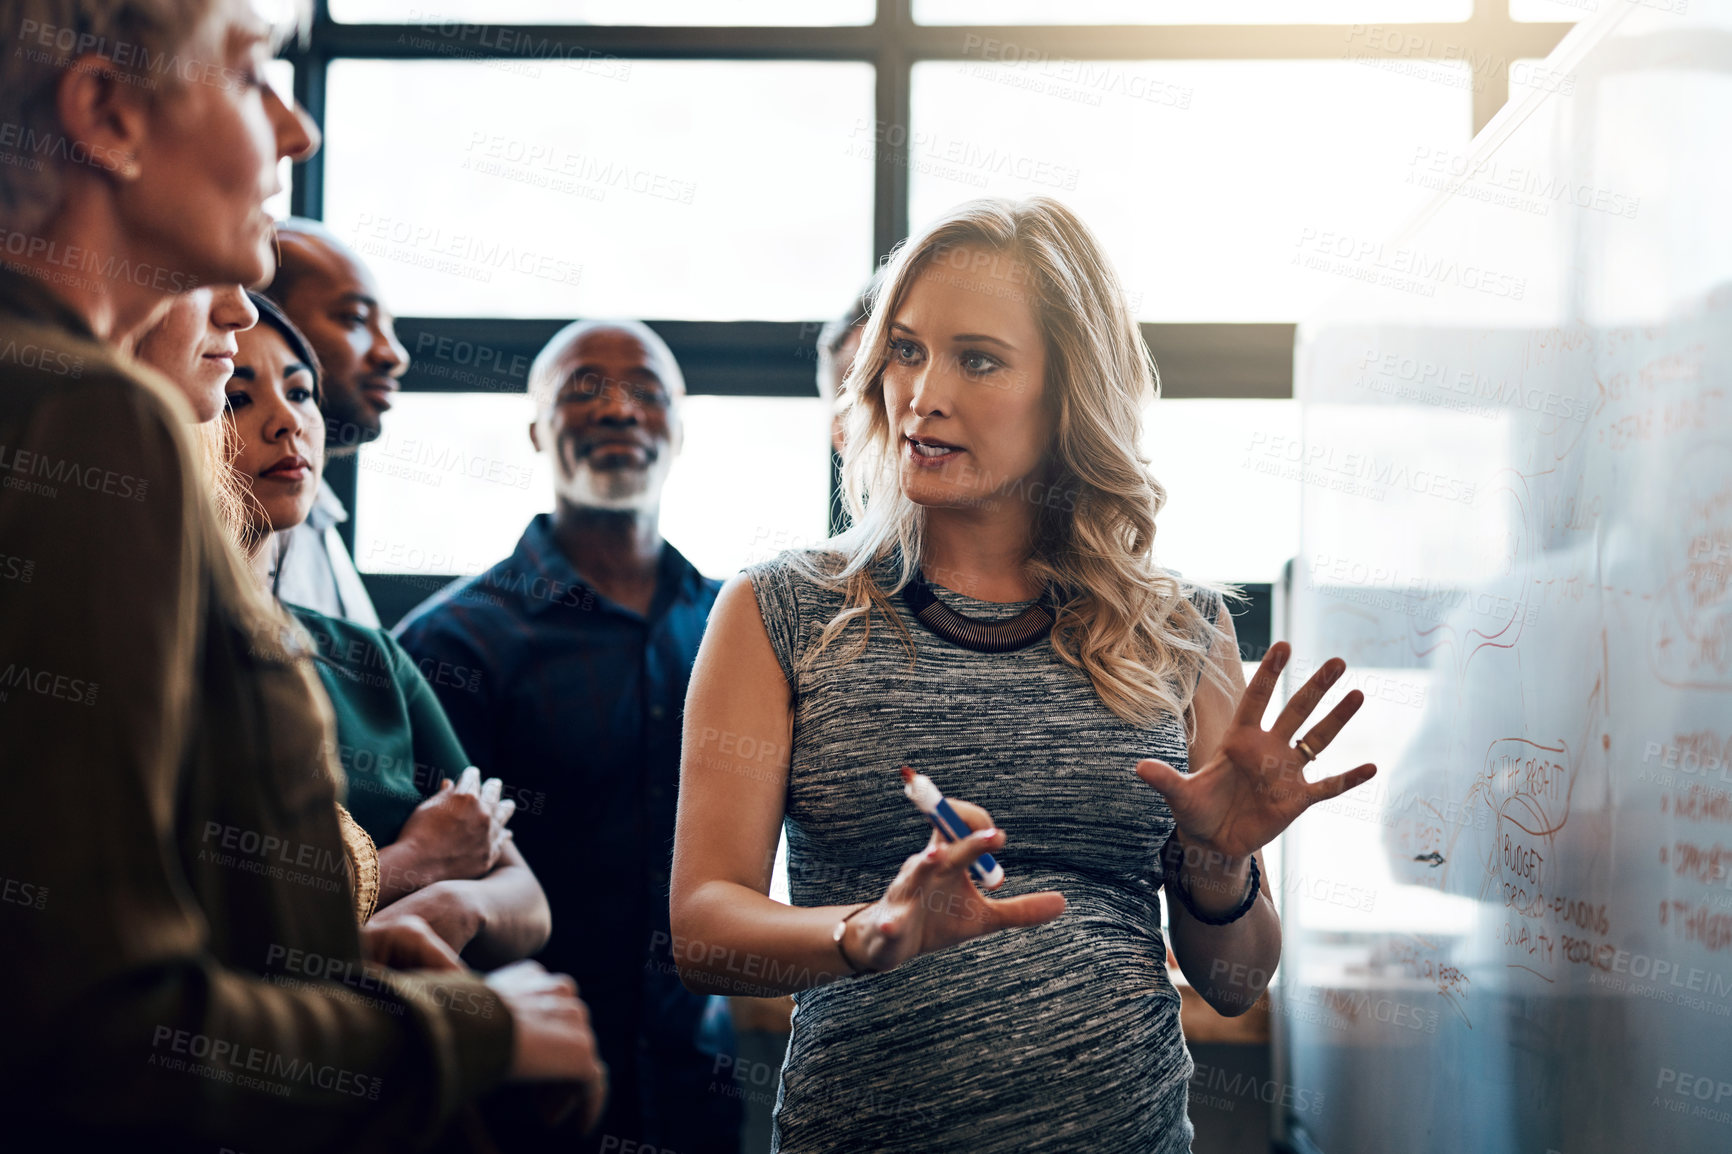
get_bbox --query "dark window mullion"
[874,0,913,262]
[290,5,349,547]
[292,1,1477,592]
[287,50,326,220]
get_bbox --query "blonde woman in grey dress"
[671,197,1377,1152]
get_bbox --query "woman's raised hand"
[1134,640,1377,861]
[842,798,1066,974]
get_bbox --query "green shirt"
[290,605,472,845]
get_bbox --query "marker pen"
[900,766,1005,890]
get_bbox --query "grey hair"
[527,318,687,413]
[0,0,309,233]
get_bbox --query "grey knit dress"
[745,547,1211,1154]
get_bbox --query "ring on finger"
[1295,737,1321,763]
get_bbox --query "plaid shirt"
[394,513,739,1153]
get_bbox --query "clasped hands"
[364,770,607,1128]
[373,766,517,949]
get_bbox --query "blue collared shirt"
[394,513,739,1152]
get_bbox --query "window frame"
[285,0,1571,643]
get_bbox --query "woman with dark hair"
[672,197,1378,1152]
[0,2,603,1147]
[227,293,553,964]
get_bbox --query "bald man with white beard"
[394,320,743,1154]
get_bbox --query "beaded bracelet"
[1171,854,1261,926]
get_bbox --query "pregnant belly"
[774,880,1192,1150]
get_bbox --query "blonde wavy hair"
[782,196,1245,734]
[185,414,248,548]
[122,300,255,553]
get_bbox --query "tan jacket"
[0,266,512,1151]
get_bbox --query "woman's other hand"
[841,797,1066,974]
[1134,640,1377,861]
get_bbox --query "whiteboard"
[1274,4,1732,1152]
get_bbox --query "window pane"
[331,0,874,24]
[916,0,1468,24]
[354,393,831,581]
[1510,0,1592,20]
[323,60,875,320]
[354,395,1297,583]
[666,397,831,576]
[352,394,547,577]
[1141,399,1299,584]
[909,59,1472,321]
[1518,0,1725,24]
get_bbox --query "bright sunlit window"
[322,60,876,320]
[326,11,1518,595]
[916,0,1470,23]
[1143,399,1300,585]
[354,393,831,582]
[331,0,875,23]
[910,59,1473,321]
[1510,0,1594,20]
[353,393,1297,587]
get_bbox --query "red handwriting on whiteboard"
[1669,785,1732,823]
[1660,902,1732,952]
[1666,842,1732,884]
[1385,938,1472,1027]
